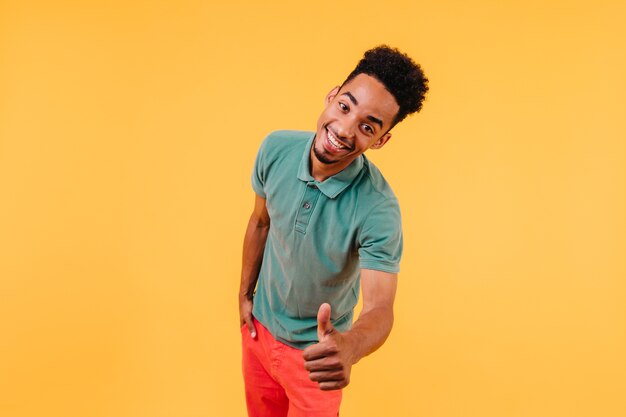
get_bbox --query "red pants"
[241,317,342,417]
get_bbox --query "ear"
[370,132,392,150]
[325,86,340,105]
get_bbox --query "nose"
[335,117,356,140]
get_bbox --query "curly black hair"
[342,45,429,127]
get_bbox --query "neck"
[309,149,353,182]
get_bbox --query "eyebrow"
[367,115,384,129]
[341,91,385,129]
[342,92,359,105]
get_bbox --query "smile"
[326,128,349,150]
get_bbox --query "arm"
[302,268,398,390]
[239,194,271,338]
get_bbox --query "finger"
[308,369,345,382]
[316,303,333,341]
[319,379,348,391]
[246,316,257,338]
[302,342,338,361]
[303,356,341,372]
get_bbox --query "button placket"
[295,183,321,234]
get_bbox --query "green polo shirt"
[251,130,403,349]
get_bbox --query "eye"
[362,124,374,134]
[338,102,349,112]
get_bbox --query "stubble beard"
[312,136,340,165]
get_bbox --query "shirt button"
[309,184,318,189]
[303,202,311,209]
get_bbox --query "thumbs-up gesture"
[302,303,357,390]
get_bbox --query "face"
[312,73,400,174]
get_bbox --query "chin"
[313,142,339,165]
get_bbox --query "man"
[239,45,428,417]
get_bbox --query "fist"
[302,303,354,390]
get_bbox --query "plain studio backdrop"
[1,1,624,416]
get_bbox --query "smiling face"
[310,73,400,181]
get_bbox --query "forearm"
[239,214,270,299]
[343,268,397,364]
[344,304,394,364]
[303,270,397,390]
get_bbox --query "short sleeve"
[358,198,403,273]
[251,137,269,198]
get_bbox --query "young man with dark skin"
[239,46,428,417]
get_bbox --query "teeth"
[327,129,346,149]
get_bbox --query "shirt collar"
[297,133,364,199]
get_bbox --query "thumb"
[246,317,257,339]
[317,303,334,342]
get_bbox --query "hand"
[302,303,356,390]
[239,294,257,338]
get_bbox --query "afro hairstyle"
[342,45,429,127]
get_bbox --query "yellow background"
[1,1,625,416]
